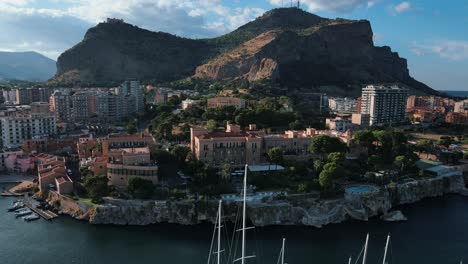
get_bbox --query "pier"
[24,197,58,221]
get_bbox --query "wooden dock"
[24,198,58,221]
[27,205,58,220]
[0,191,22,197]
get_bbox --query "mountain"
[55,8,437,95]
[0,51,56,81]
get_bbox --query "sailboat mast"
[362,233,369,264]
[217,200,222,264]
[241,164,248,264]
[281,238,286,264]
[382,234,390,264]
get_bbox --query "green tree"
[319,162,344,190]
[310,135,347,159]
[267,147,284,169]
[171,145,190,164]
[416,139,433,158]
[83,176,109,202]
[367,155,383,171]
[221,162,232,179]
[206,119,218,131]
[353,130,376,150]
[126,122,137,134]
[313,160,325,174]
[128,177,155,199]
[438,136,452,148]
[327,152,345,164]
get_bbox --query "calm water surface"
[0,192,467,264]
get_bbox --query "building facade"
[207,97,246,109]
[0,105,57,149]
[191,124,351,167]
[360,85,408,126]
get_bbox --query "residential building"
[351,113,370,127]
[50,90,73,123]
[207,97,245,109]
[78,133,158,187]
[37,154,73,195]
[15,87,52,105]
[454,100,468,114]
[445,112,468,125]
[326,117,353,132]
[0,105,57,149]
[360,85,408,126]
[2,90,16,105]
[122,80,144,113]
[0,149,25,172]
[328,97,357,113]
[181,99,199,110]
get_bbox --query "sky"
[0,0,467,91]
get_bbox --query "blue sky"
[0,0,466,91]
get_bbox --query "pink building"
[5,152,33,173]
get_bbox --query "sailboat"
[207,200,225,264]
[276,238,286,264]
[233,164,256,264]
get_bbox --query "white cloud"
[389,1,411,15]
[0,0,266,58]
[268,0,380,13]
[411,40,468,61]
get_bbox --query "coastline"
[47,173,468,227]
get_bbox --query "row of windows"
[108,168,157,176]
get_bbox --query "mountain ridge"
[0,51,56,81]
[54,8,437,96]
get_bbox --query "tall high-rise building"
[360,85,408,126]
[50,90,73,123]
[122,80,144,113]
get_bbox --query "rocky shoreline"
[48,174,467,227]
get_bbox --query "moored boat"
[23,213,40,222]
[15,208,32,218]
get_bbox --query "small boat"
[23,213,40,222]
[15,208,32,218]
[7,202,24,212]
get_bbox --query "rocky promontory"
[49,174,467,227]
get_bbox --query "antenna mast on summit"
[297,1,300,9]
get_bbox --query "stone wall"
[51,174,467,227]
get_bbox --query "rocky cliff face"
[51,175,467,227]
[195,19,434,94]
[55,8,437,95]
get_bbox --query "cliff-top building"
[191,124,351,168]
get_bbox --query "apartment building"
[15,87,52,105]
[37,154,73,195]
[328,97,357,113]
[122,80,144,113]
[0,105,57,149]
[207,97,246,109]
[360,85,408,126]
[78,133,158,187]
[325,117,353,132]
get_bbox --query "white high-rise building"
[0,105,57,149]
[360,85,408,126]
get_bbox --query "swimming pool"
[345,185,379,194]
